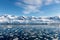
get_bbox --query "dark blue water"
[0,25,59,40]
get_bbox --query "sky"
[0,0,60,16]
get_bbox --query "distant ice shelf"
[0,14,60,25]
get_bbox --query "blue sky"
[0,0,60,16]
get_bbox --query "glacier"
[0,14,60,25]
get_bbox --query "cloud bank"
[15,0,60,14]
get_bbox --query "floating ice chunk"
[0,36,4,38]
[13,37,19,40]
[47,35,50,37]
[7,26,12,28]
[44,38,49,40]
[24,33,28,36]
[40,36,43,38]
[26,37,29,39]
[52,37,58,40]
[44,38,47,39]
[46,39,49,40]
[0,33,2,35]
[15,30,18,32]
[10,33,14,37]
[34,38,40,40]
[31,35,36,38]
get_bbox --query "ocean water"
[0,25,60,40]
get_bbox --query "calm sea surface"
[0,25,60,40]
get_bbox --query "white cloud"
[23,6,36,14]
[20,0,43,14]
[55,0,60,3]
[15,0,60,14]
[23,0,42,6]
[45,0,53,5]
[45,0,60,5]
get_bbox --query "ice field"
[0,25,60,40]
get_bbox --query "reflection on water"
[0,25,60,40]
